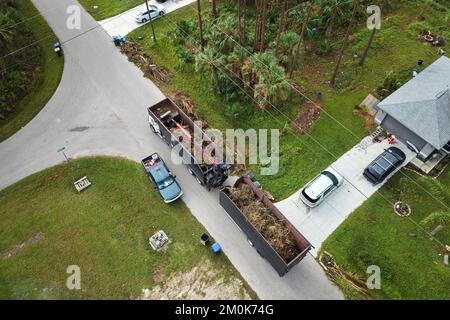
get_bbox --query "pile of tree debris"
[319,251,373,300]
[417,30,447,55]
[120,41,171,83]
[228,183,299,262]
[294,101,321,135]
[167,92,195,116]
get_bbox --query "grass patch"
[0,0,64,142]
[0,157,255,299]
[78,0,143,20]
[321,168,450,300]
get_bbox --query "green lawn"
[321,167,450,300]
[0,157,255,299]
[78,0,143,20]
[0,0,64,142]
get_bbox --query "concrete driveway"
[0,0,343,300]
[275,138,416,256]
[99,0,196,37]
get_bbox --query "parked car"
[363,147,406,185]
[135,4,166,23]
[299,167,344,207]
[141,153,183,203]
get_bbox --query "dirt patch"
[1,232,44,260]
[120,41,171,83]
[141,260,251,300]
[355,106,377,133]
[153,265,166,283]
[294,100,321,135]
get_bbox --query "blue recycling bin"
[211,242,221,254]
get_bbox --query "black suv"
[363,147,406,185]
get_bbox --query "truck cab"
[142,153,183,203]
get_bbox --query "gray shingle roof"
[378,56,450,149]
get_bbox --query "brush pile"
[120,42,171,83]
[167,92,195,116]
[228,183,299,262]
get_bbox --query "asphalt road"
[0,0,343,300]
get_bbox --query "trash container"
[200,233,209,246]
[211,242,221,254]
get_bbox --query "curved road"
[0,0,342,300]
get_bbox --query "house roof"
[377,56,450,149]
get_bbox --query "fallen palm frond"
[319,251,373,300]
[120,41,171,83]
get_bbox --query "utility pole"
[145,0,157,43]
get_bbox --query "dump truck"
[148,98,231,190]
[219,176,312,276]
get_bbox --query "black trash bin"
[200,233,209,246]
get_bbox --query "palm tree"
[250,52,290,109]
[320,0,353,38]
[228,46,249,86]
[195,46,225,87]
[359,0,388,66]
[278,31,300,69]
[196,0,205,52]
[330,0,360,88]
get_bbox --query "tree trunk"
[359,0,388,66]
[237,0,242,44]
[288,2,313,79]
[330,0,360,88]
[211,0,218,18]
[258,0,267,52]
[431,225,445,237]
[196,0,205,52]
[253,0,261,52]
[242,0,247,46]
[275,0,288,57]
[325,5,338,38]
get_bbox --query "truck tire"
[196,177,204,185]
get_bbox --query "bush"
[176,48,195,64]
[376,70,403,99]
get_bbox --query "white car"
[135,4,166,23]
[299,167,344,208]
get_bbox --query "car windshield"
[157,177,174,190]
[302,189,320,203]
[322,171,339,186]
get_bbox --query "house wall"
[378,113,430,154]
